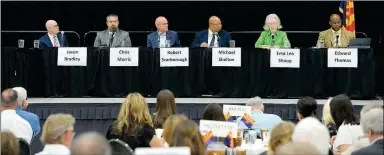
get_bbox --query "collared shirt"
[48,33,61,47]
[208,29,219,47]
[158,31,167,48]
[236,109,282,135]
[332,29,341,47]
[1,109,33,144]
[16,106,40,136]
[333,123,364,152]
[35,144,71,155]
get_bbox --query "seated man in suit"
[191,16,232,48]
[147,16,181,48]
[94,14,132,47]
[316,14,355,48]
[39,20,69,48]
[351,108,383,155]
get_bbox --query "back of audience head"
[360,102,383,117]
[268,121,296,155]
[70,132,111,155]
[246,96,264,112]
[170,120,206,155]
[275,141,320,155]
[153,89,176,128]
[40,113,76,148]
[292,117,330,155]
[296,96,317,120]
[202,103,225,121]
[115,92,152,135]
[162,114,189,144]
[1,131,19,155]
[1,88,18,110]
[360,108,383,143]
[330,94,359,129]
[12,87,28,110]
[322,97,335,125]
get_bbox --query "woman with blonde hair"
[1,131,19,155]
[323,97,337,137]
[106,92,164,149]
[152,89,177,129]
[162,114,189,144]
[255,13,291,48]
[170,120,206,155]
[267,121,296,155]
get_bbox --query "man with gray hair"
[70,132,111,155]
[12,87,40,136]
[94,14,132,47]
[351,108,383,155]
[236,96,281,135]
[39,19,69,48]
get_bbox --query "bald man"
[191,16,232,48]
[147,16,181,48]
[316,14,355,48]
[39,20,69,48]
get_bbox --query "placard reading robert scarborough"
[212,48,241,67]
[160,48,189,67]
[327,48,358,68]
[270,48,300,68]
[109,47,139,66]
[57,47,87,66]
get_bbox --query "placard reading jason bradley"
[64,50,81,61]
[161,50,188,62]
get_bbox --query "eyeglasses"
[53,25,59,28]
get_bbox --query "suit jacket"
[351,139,383,155]
[255,30,291,48]
[94,29,132,47]
[191,29,232,48]
[147,30,181,48]
[317,28,355,48]
[39,33,69,48]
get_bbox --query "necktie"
[109,32,115,47]
[209,33,216,47]
[53,36,59,47]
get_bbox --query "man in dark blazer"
[147,16,180,48]
[191,16,232,48]
[351,108,383,155]
[94,14,132,47]
[39,20,69,48]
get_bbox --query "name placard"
[57,47,87,66]
[212,48,241,67]
[109,48,139,66]
[200,120,237,137]
[270,48,300,68]
[135,147,191,155]
[160,48,189,67]
[327,48,358,68]
[223,105,251,116]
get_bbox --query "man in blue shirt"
[237,96,282,135]
[12,87,40,136]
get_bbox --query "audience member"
[351,108,383,155]
[237,96,282,135]
[12,87,41,136]
[275,141,320,154]
[162,114,189,145]
[1,88,33,144]
[170,120,206,155]
[342,102,383,155]
[1,131,19,155]
[330,94,362,154]
[152,89,176,129]
[323,97,337,137]
[292,117,330,154]
[106,92,165,150]
[71,132,112,155]
[296,96,317,120]
[36,113,76,155]
[267,121,295,155]
[202,103,225,121]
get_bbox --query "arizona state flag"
[224,112,233,122]
[339,0,355,37]
[223,131,234,148]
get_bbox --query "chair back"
[108,139,134,155]
[18,138,31,155]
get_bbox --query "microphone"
[60,31,64,46]
[157,34,160,48]
[336,35,339,47]
[271,33,275,46]
[215,33,220,47]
